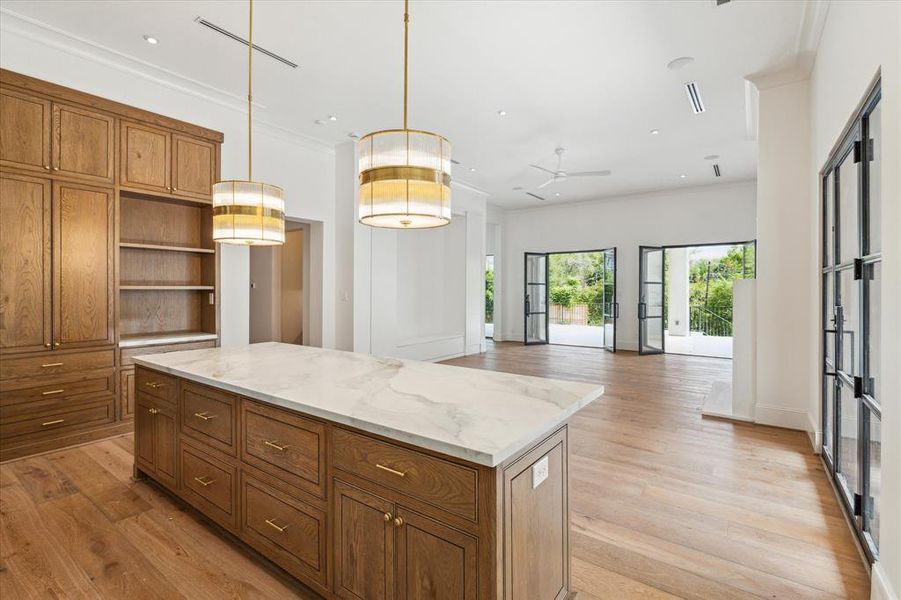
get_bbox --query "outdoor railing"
[690,304,733,337]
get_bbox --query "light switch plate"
[532,455,549,489]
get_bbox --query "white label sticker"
[532,455,549,489]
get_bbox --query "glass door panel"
[824,171,835,266]
[837,144,859,265]
[837,380,860,508]
[638,246,664,355]
[866,261,881,400]
[866,102,881,254]
[867,409,881,548]
[524,253,548,345]
[602,248,617,352]
[838,268,861,377]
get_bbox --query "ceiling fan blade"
[567,170,612,177]
[525,192,546,201]
[536,178,555,189]
[529,164,556,175]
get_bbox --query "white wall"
[666,247,690,336]
[807,2,901,596]
[498,182,757,349]
[0,12,337,348]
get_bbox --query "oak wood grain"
[0,87,51,173]
[120,120,170,193]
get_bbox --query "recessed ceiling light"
[328,115,338,121]
[704,154,719,160]
[680,174,687,179]
[650,129,660,135]
[497,110,507,117]
[554,192,560,197]
[667,56,694,70]
[469,167,476,172]
[143,35,159,45]
[314,119,325,125]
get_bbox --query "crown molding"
[0,7,335,155]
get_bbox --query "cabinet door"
[52,102,114,183]
[153,401,178,488]
[333,479,395,600]
[120,121,171,193]
[52,182,115,349]
[120,368,135,419]
[396,507,478,600]
[172,134,216,199]
[0,174,51,354]
[135,396,156,469]
[0,88,52,173]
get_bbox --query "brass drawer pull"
[42,419,65,426]
[376,463,406,478]
[265,518,289,533]
[193,412,216,421]
[193,476,215,487]
[143,381,165,389]
[41,389,65,396]
[263,440,287,451]
[41,362,64,368]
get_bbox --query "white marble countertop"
[134,342,603,467]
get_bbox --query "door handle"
[638,303,647,319]
[614,303,620,319]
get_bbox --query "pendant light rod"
[403,0,409,130]
[247,0,254,181]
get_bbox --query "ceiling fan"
[530,147,611,189]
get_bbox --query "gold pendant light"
[213,0,286,245]
[358,0,452,229]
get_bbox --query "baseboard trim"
[872,561,899,600]
[806,411,822,454]
[754,403,809,431]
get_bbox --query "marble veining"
[134,342,603,467]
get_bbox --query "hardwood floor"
[0,342,869,598]
[444,342,870,599]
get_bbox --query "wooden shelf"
[120,285,214,291]
[119,330,218,348]
[120,242,215,254]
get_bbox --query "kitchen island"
[134,342,603,599]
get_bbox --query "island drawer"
[181,382,236,456]
[181,442,238,529]
[135,368,178,404]
[241,400,326,498]
[332,428,479,522]
[0,369,115,414]
[0,349,114,381]
[240,472,327,590]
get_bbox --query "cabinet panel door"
[52,182,115,349]
[153,401,178,488]
[0,174,51,354]
[135,396,156,469]
[121,121,170,193]
[333,479,395,600]
[0,88,51,173]
[120,368,135,420]
[396,507,478,600]
[172,134,215,199]
[52,103,114,183]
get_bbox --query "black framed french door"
[638,246,665,355]
[523,252,549,345]
[602,247,618,353]
[821,80,882,562]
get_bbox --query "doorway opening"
[249,220,307,345]
[485,255,495,339]
[524,249,617,351]
[638,241,756,358]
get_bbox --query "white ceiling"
[1,1,813,209]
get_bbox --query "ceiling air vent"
[525,192,546,201]
[195,17,298,68]
[685,81,705,114]
[713,164,721,177]
[716,0,732,6]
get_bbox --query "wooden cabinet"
[0,173,51,354]
[121,124,216,200]
[121,121,170,193]
[135,393,178,489]
[120,368,135,420]
[0,88,51,173]
[333,479,396,600]
[52,181,115,349]
[51,103,114,183]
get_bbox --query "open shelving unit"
[119,195,218,348]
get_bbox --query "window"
[820,80,882,561]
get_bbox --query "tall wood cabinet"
[0,69,223,461]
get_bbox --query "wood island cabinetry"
[0,69,222,461]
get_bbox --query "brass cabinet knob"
[44,343,51,348]
[53,341,61,347]
[148,407,159,415]
[43,165,51,170]
[393,516,404,527]
[383,512,393,522]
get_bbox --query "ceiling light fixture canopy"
[212,0,285,245]
[357,0,452,229]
